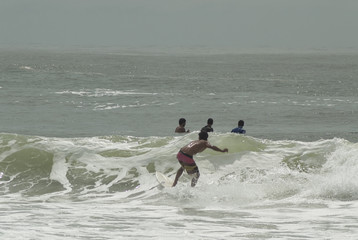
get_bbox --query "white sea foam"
[1,133,357,239]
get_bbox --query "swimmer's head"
[179,118,186,126]
[238,120,244,127]
[199,131,208,140]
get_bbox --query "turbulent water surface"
[1,49,358,239]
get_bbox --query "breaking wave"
[1,132,357,204]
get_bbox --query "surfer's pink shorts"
[177,151,198,174]
[177,151,195,164]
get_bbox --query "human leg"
[190,171,200,187]
[172,167,184,187]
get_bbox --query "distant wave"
[55,89,158,97]
[19,66,34,70]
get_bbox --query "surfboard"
[156,171,173,187]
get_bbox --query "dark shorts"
[177,151,199,174]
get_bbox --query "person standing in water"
[175,118,189,133]
[172,131,228,187]
[201,118,214,132]
[231,120,246,134]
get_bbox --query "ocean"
[1,48,358,239]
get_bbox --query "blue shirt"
[231,127,246,134]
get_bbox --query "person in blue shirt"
[231,120,246,134]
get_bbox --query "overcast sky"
[1,0,357,52]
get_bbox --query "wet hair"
[179,118,186,125]
[199,131,208,140]
[238,120,244,127]
[207,118,213,125]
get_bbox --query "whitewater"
[1,49,358,239]
[1,132,358,239]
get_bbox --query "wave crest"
[1,133,357,202]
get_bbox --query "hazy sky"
[1,0,357,51]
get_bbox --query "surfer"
[172,131,228,187]
[231,120,246,134]
[175,118,189,133]
[201,118,214,132]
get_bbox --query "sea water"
[1,48,358,239]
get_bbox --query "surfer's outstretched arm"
[207,144,228,153]
[172,167,184,187]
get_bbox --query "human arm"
[207,143,228,153]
